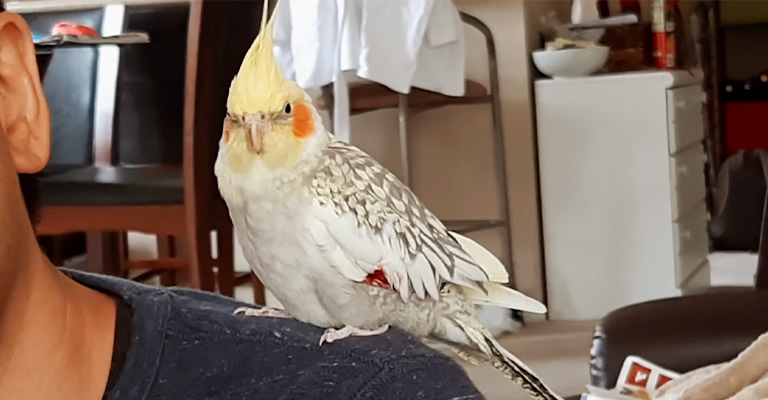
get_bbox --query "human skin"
[0,10,117,400]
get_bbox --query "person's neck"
[0,242,117,400]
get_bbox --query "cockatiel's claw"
[318,325,390,346]
[233,306,292,319]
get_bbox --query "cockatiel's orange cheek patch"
[292,102,315,139]
[223,119,232,143]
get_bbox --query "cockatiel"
[214,2,562,400]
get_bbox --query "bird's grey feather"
[310,140,489,298]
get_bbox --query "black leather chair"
[27,8,105,267]
[23,5,235,294]
[25,8,105,171]
[583,193,768,393]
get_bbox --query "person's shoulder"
[160,287,485,399]
[161,284,446,362]
[64,269,484,400]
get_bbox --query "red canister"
[652,0,677,69]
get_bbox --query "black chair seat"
[39,165,184,207]
[40,164,89,176]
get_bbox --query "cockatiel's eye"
[283,103,292,115]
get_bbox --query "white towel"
[272,0,466,142]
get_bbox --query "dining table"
[35,32,149,80]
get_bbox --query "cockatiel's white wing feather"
[463,283,547,314]
[307,141,546,314]
[448,231,508,283]
[446,232,547,313]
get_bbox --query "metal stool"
[317,12,514,287]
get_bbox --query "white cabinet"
[535,71,711,321]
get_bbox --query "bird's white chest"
[221,181,344,326]
[225,184,315,269]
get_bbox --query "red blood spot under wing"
[363,268,390,289]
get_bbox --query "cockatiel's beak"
[245,113,268,155]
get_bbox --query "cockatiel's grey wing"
[307,141,545,313]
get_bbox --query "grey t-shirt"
[63,269,485,400]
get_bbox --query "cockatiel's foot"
[319,325,390,345]
[233,306,292,319]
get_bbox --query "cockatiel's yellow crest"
[227,0,304,116]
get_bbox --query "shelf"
[316,80,491,117]
[442,219,506,235]
[7,0,189,14]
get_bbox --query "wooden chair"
[182,0,267,303]
[27,3,263,300]
[30,4,205,287]
[26,6,135,276]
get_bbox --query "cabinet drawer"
[672,202,710,285]
[669,144,707,220]
[667,86,706,155]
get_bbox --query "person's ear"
[0,12,50,174]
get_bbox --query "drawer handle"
[681,230,692,239]
[677,165,688,175]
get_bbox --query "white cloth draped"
[272,0,466,142]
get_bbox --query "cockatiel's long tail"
[456,320,562,400]
[488,336,563,400]
[448,233,563,400]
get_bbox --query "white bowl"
[532,46,610,79]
